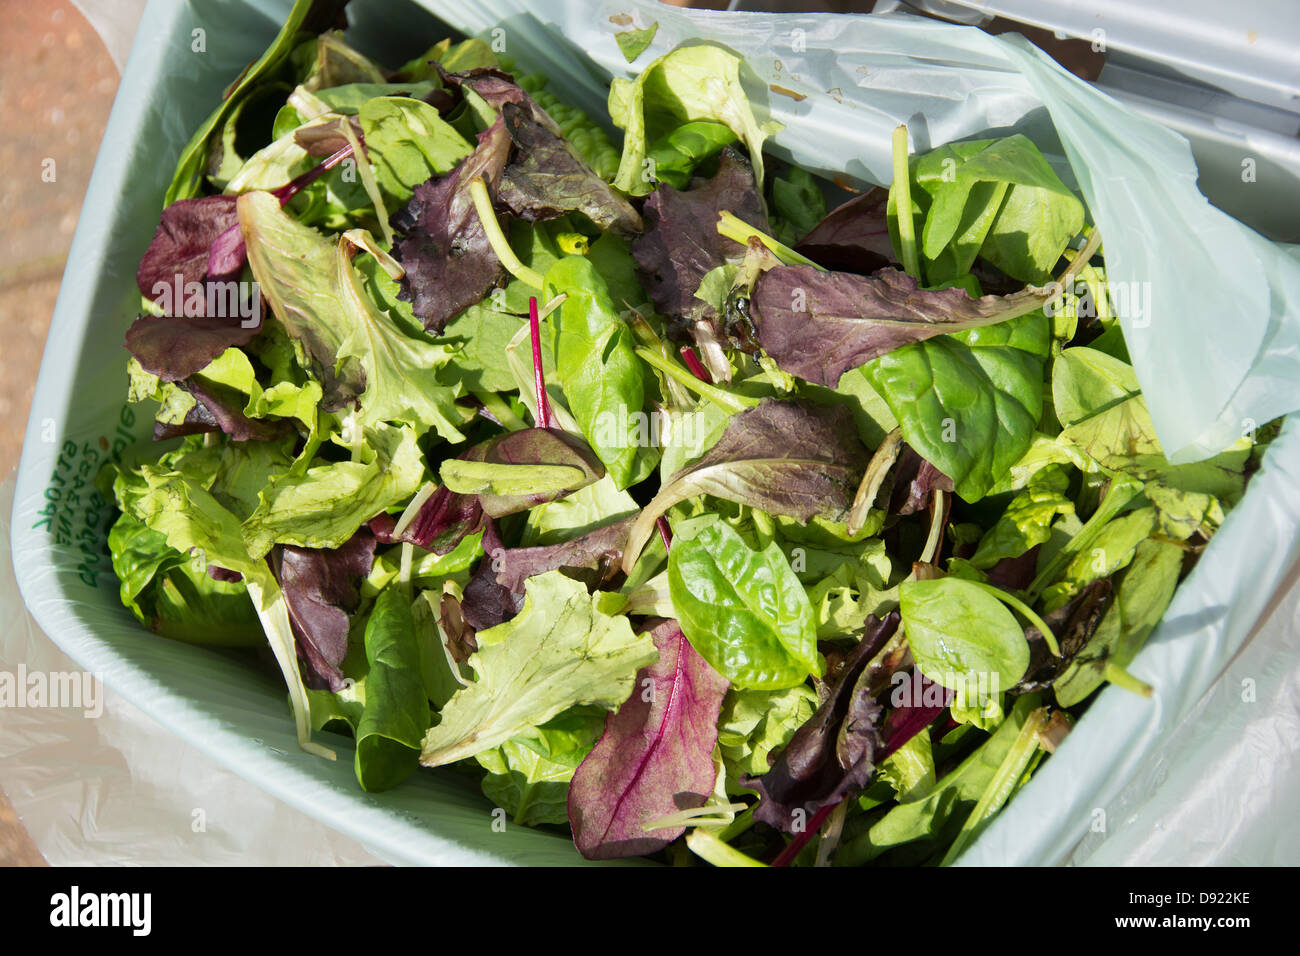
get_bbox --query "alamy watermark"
[0,664,102,718]
[890,668,1000,718]
[151,273,261,327]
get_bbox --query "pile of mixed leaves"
[102,2,1277,866]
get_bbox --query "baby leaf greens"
[668,521,819,690]
[108,11,1276,868]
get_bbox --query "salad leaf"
[717,685,818,786]
[632,146,769,337]
[354,585,430,792]
[358,96,473,207]
[865,313,1050,502]
[273,526,376,691]
[899,576,1032,692]
[969,463,1072,569]
[497,102,642,237]
[1053,539,1182,706]
[744,612,898,832]
[444,426,604,518]
[242,422,425,559]
[568,619,729,859]
[794,188,894,274]
[770,167,826,246]
[667,520,819,691]
[419,571,657,767]
[392,115,511,333]
[136,195,242,308]
[493,516,634,594]
[614,23,659,63]
[371,483,483,556]
[476,706,606,826]
[544,256,646,487]
[610,45,780,196]
[644,121,737,190]
[624,399,867,570]
[164,0,344,203]
[752,264,1054,389]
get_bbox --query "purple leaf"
[183,380,289,443]
[136,195,240,312]
[744,611,899,833]
[371,484,484,555]
[497,102,642,237]
[460,426,605,519]
[632,146,769,339]
[751,265,1053,388]
[493,516,634,594]
[568,618,729,860]
[125,314,262,383]
[459,519,521,633]
[888,444,956,516]
[392,115,511,333]
[272,527,377,692]
[793,188,894,273]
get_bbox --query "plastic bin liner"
[6,0,1300,865]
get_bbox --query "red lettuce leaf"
[888,444,956,516]
[392,115,511,333]
[370,483,484,556]
[494,515,634,594]
[751,265,1051,388]
[135,195,240,311]
[272,526,377,692]
[793,188,894,273]
[568,618,729,860]
[497,101,642,237]
[744,611,899,833]
[632,146,769,340]
[125,314,262,384]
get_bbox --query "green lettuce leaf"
[242,421,425,559]
[474,705,606,825]
[610,45,780,196]
[419,571,657,766]
[359,96,472,207]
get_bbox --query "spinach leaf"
[354,586,431,792]
[865,313,1050,502]
[771,167,827,246]
[667,520,819,690]
[912,135,1084,284]
[543,256,647,488]
[899,577,1032,692]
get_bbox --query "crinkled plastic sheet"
[6,0,1299,865]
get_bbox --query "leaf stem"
[633,346,759,414]
[469,177,544,289]
[715,212,824,270]
[968,579,1061,657]
[1104,661,1153,697]
[848,427,903,537]
[940,705,1050,865]
[891,124,922,282]
[529,296,554,428]
[679,346,712,382]
[686,830,767,867]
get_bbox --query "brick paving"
[1,0,121,865]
